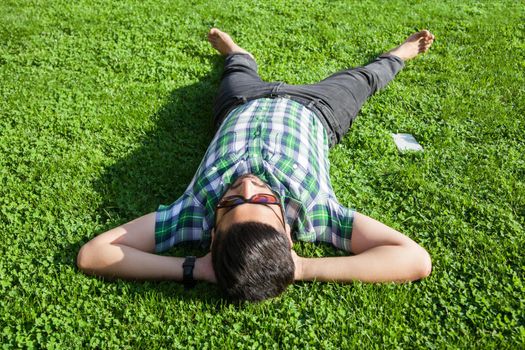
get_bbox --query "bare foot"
[207,28,254,59]
[386,30,435,61]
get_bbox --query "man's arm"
[77,213,216,283]
[293,212,432,282]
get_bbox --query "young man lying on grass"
[78,28,435,302]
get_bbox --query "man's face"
[213,174,291,240]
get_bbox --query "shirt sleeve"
[306,200,355,251]
[329,203,355,252]
[154,194,205,253]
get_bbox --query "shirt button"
[293,163,298,169]
[211,166,217,171]
[254,131,260,136]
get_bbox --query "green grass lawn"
[1,0,524,348]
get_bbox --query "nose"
[239,178,256,198]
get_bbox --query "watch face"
[183,256,196,268]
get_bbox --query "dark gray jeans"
[213,53,404,147]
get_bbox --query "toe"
[420,29,433,40]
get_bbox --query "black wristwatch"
[183,256,197,290]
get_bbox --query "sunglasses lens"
[219,196,244,207]
[252,193,279,204]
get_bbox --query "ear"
[285,223,293,247]
[210,228,216,249]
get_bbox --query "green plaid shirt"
[155,98,354,252]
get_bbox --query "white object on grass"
[391,133,423,152]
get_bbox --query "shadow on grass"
[64,54,227,302]
[96,55,223,222]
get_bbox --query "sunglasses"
[215,192,286,231]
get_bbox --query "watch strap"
[183,256,197,290]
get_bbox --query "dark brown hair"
[211,221,294,302]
